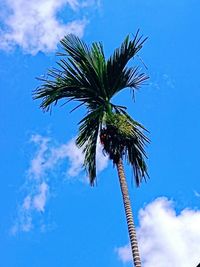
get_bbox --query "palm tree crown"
[34,31,149,185]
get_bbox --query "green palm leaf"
[107,31,148,99]
[34,32,149,185]
[76,107,104,185]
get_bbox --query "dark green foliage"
[34,32,149,185]
[100,113,149,186]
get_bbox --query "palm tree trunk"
[116,158,142,267]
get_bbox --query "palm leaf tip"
[106,31,148,99]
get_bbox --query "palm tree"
[34,32,149,267]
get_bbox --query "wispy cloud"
[33,182,49,212]
[116,197,200,267]
[11,133,108,234]
[0,0,97,54]
[29,135,108,179]
[194,190,200,198]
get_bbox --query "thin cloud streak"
[194,190,200,198]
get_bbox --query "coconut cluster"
[100,113,134,163]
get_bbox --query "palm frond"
[34,32,150,186]
[107,66,149,98]
[34,34,109,111]
[127,142,149,186]
[76,107,104,185]
[60,34,108,99]
[106,31,148,99]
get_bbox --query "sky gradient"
[1,0,200,266]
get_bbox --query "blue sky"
[1,0,200,266]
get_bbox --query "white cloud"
[52,138,85,177]
[116,197,200,267]
[28,134,50,179]
[117,244,132,263]
[33,182,49,212]
[10,205,33,235]
[58,138,108,178]
[12,133,108,233]
[0,0,97,54]
[28,134,108,180]
[22,196,31,210]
